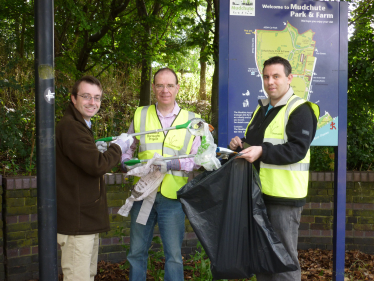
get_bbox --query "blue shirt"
[265,104,273,116]
[85,119,91,128]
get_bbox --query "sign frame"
[218,1,348,280]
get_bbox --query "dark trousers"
[256,204,303,281]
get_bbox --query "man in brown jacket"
[56,76,133,281]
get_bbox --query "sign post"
[218,1,348,279]
[35,0,58,279]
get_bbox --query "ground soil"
[85,249,374,281]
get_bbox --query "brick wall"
[299,172,374,253]
[0,171,373,280]
[2,177,38,281]
[0,175,130,281]
[99,173,132,263]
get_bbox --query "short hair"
[71,75,103,99]
[263,56,292,76]
[153,68,178,85]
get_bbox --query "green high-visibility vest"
[245,96,320,198]
[134,105,200,199]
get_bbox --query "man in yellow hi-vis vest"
[230,56,319,281]
[121,68,201,281]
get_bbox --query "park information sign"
[222,0,345,146]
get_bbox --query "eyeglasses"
[155,84,176,91]
[78,94,102,102]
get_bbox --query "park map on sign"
[255,22,332,129]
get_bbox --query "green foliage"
[177,69,213,123]
[310,147,335,172]
[310,0,374,172]
[0,0,34,60]
[0,60,36,176]
[184,241,214,280]
[0,106,36,175]
[346,0,374,171]
[347,101,374,171]
[1,0,374,174]
[184,0,216,63]
[0,62,210,175]
[0,0,217,176]
[114,225,130,271]
[114,231,257,281]
[184,242,256,281]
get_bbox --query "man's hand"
[229,136,243,150]
[96,141,108,153]
[236,146,263,163]
[110,133,134,153]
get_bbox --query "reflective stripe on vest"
[133,105,200,199]
[245,95,319,198]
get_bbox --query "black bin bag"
[177,156,298,280]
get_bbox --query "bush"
[310,146,335,172]
[0,63,213,176]
[310,103,374,172]
[347,100,374,171]
[2,58,373,174]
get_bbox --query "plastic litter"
[216,147,236,154]
[193,123,221,171]
[177,155,298,280]
[122,122,220,171]
[117,153,165,223]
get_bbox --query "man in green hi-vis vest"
[121,68,201,281]
[230,56,319,280]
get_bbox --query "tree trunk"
[19,13,26,58]
[211,0,219,129]
[136,0,161,106]
[139,58,152,106]
[75,0,131,73]
[199,60,207,100]
[15,21,20,57]
[76,33,91,74]
[211,61,219,130]
[198,0,212,101]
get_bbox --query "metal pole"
[35,0,58,279]
[333,2,348,281]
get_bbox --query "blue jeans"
[127,193,185,281]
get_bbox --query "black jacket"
[241,88,317,206]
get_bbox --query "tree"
[210,0,219,130]
[346,0,374,170]
[0,0,34,60]
[134,0,198,106]
[193,0,214,101]
[186,0,218,127]
[348,0,374,105]
[54,0,133,78]
[135,0,160,106]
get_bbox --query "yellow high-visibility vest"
[134,105,200,199]
[245,96,320,198]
